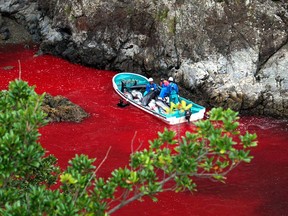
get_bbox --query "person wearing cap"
[168,77,179,104]
[144,77,157,96]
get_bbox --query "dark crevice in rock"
[254,36,288,81]
[58,27,72,36]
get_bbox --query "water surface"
[0,44,287,216]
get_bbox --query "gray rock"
[1,0,288,118]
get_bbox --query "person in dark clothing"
[159,78,165,87]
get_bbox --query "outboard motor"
[185,109,192,123]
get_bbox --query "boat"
[112,72,206,125]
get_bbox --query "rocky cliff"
[1,0,287,118]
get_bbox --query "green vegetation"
[64,4,72,16]
[156,7,170,22]
[0,80,257,215]
[168,16,177,34]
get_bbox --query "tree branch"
[78,146,112,200]
[107,173,176,215]
[18,60,22,80]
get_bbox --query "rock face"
[1,0,288,118]
[42,93,89,123]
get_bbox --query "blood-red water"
[1,44,288,216]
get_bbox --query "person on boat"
[144,77,157,96]
[168,77,179,104]
[159,78,165,87]
[158,80,170,103]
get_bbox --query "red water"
[1,44,288,216]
